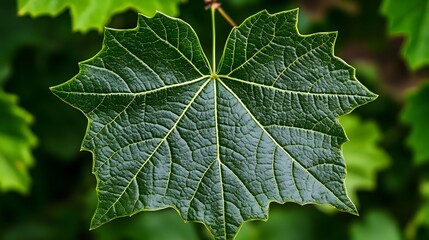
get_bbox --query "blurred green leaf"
[17,0,184,32]
[350,210,402,240]
[236,209,314,240]
[94,209,200,240]
[401,82,429,164]
[406,181,429,239]
[340,115,390,204]
[381,0,429,70]
[0,90,36,193]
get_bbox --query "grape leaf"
[340,115,390,204]
[401,82,429,164]
[51,9,376,240]
[0,91,37,193]
[17,0,183,32]
[381,0,429,70]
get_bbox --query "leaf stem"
[218,7,236,27]
[211,5,216,73]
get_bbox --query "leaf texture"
[51,9,376,240]
[17,0,183,32]
[381,0,429,70]
[0,91,37,193]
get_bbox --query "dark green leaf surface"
[401,82,429,164]
[51,9,376,239]
[0,91,37,193]
[17,0,183,32]
[381,0,429,70]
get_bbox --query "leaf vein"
[143,19,206,76]
[96,79,211,221]
[219,79,349,208]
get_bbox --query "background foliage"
[1,0,429,239]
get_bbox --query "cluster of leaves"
[382,0,429,234]
[17,0,184,32]
[0,0,39,193]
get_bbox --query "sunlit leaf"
[0,91,37,193]
[350,210,402,240]
[340,115,390,203]
[17,0,184,32]
[51,9,376,239]
[381,0,429,70]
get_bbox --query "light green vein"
[143,19,208,76]
[185,159,217,219]
[218,79,353,211]
[82,63,133,92]
[214,79,227,240]
[271,39,331,87]
[220,75,373,99]
[96,78,212,221]
[109,34,166,86]
[52,76,209,97]
[224,23,276,76]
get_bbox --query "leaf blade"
[51,9,377,240]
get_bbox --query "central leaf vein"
[213,79,227,239]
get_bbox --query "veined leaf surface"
[51,9,376,240]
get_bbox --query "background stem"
[211,5,216,73]
[218,7,236,27]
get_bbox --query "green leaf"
[401,82,429,164]
[381,0,429,70]
[235,209,315,240]
[340,115,390,204]
[51,9,376,240]
[17,0,183,32]
[406,181,429,239]
[0,91,37,193]
[350,210,402,240]
[94,209,200,240]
